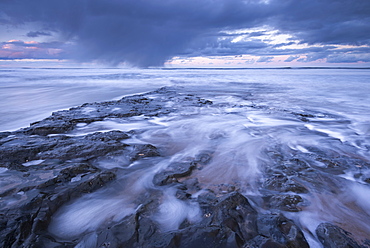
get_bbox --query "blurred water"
[2,68,370,246]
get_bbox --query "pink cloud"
[0,40,64,59]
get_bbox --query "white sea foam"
[70,175,82,182]
[81,107,96,114]
[76,123,87,127]
[22,159,44,167]
[48,196,136,239]
[73,119,159,135]
[154,189,201,231]
[288,179,370,244]
[305,124,347,143]
[349,182,370,216]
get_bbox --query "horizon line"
[1,66,370,70]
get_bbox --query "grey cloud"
[284,55,300,62]
[271,0,370,46]
[249,31,267,37]
[257,56,274,62]
[244,59,256,64]
[218,30,267,38]
[297,53,327,62]
[263,46,340,57]
[182,38,269,57]
[326,54,370,63]
[272,42,296,48]
[27,31,52,38]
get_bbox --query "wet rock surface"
[315,223,365,248]
[1,87,369,247]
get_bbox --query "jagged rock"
[36,136,128,160]
[316,223,363,248]
[263,175,308,194]
[20,87,213,136]
[84,130,130,141]
[209,192,258,243]
[0,171,116,248]
[153,162,197,186]
[248,213,309,248]
[0,134,59,167]
[127,144,161,161]
[62,191,309,248]
[264,194,303,212]
[25,119,77,136]
[182,178,201,194]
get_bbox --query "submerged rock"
[70,192,308,248]
[153,162,197,186]
[251,214,309,248]
[264,194,304,212]
[316,223,363,248]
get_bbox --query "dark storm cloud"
[272,0,370,46]
[272,42,296,48]
[27,31,52,38]
[218,30,268,38]
[0,0,369,66]
[181,38,269,57]
[0,0,279,66]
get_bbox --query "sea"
[1,67,370,246]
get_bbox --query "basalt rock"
[69,191,309,248]
[0,130,158,247]
[153,162,197,186]
[250,214,309,248]
[316,223,364,248]
[0,171,116,248]
[263,194,304,212]
[263,174,309,194]
[20,87,213,136]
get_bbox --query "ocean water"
[1,68,369,132]
[1,67,370,246]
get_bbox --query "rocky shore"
[0,87,369,247]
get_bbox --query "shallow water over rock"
[0,84,370,247]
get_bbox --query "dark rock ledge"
[0,87,366,247]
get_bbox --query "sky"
[0,0,370,68]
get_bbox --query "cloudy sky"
[1,0,370,68]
